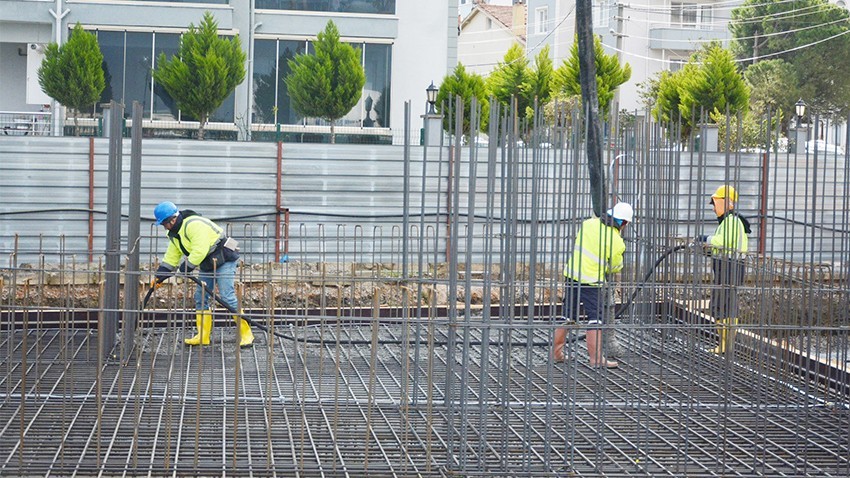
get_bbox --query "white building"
[459,0,515,19]
[0,0,459,140]
[526,0,733,112]
[458,1,527,76]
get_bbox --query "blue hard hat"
[154,201,179,225]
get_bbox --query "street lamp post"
[426,82,438,115]
[794,99,807,155]
[795,99,806,128]
[422,81,441,146]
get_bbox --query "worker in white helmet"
[554,202,634,368]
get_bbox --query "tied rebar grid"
[0,102,849,477]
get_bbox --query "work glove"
[695,234,708,243]
[153,264,172,285]
[179,261,196,274]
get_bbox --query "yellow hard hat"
[710,185,738,204]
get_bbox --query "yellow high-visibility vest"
[563,217,626,285]
[163,214,225,268]
[709,212,748,256]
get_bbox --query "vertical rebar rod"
[102,100,124,357]
[122,101,143,363]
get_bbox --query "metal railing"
[0,111,51,137]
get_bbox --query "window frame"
[535,7,549,35]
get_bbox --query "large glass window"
[252,39,391,128]
[252,39,279,124]
[256,0,395,14]
[97,31,125,114]
[276,39,307,125]
[93,29,235,123]
[124,32,153,114]
[362,43,390,128]
[152,33,180,120]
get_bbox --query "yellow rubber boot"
[184,310,212,346]
[726,318,739,354]
[709,318,728,354]
[233,314,255,348]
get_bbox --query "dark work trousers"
[709,257,746,319]
[563,279,607,329]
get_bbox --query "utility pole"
[577,0,607,216]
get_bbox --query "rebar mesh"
[0,103,848,476]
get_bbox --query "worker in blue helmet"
[151,201,255,347]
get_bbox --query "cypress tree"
[285,21,366,144]
[37,23,105,136]
[153,12,247,140]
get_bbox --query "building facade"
[458,2,527,76]
[526,0,733,112]
[0,0,459,140]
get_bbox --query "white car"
[805,140,845,155]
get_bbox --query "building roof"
[462,3,527,43]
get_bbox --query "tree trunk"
[576,0,607,217]
[330,120,336,144]
[73,110,79,137]
[198,112,207,140]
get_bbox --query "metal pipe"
[275,141,283,262]
[88,137,95,262]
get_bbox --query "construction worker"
[554,202,633,368]
[699,185,751,354]
[151,201,255,347]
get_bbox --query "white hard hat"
[607,202,634,223]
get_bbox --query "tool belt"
[200,237,240,272]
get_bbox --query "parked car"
[805,140,845,155]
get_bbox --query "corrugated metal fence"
[0,136,846,269]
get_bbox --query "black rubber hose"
[142,285,156,310]
[144,275,553,347]
[140,244,688,348]
[613,244,690,319]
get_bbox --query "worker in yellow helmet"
[698,185,751,355]
[554,202,633,368]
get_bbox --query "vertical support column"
[102,100,124,358]
[122,101,143,362]
[794,126,808,155]
[421,114,442,146]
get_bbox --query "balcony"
[649,24,730,51]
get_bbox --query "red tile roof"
[477,4,527,42]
